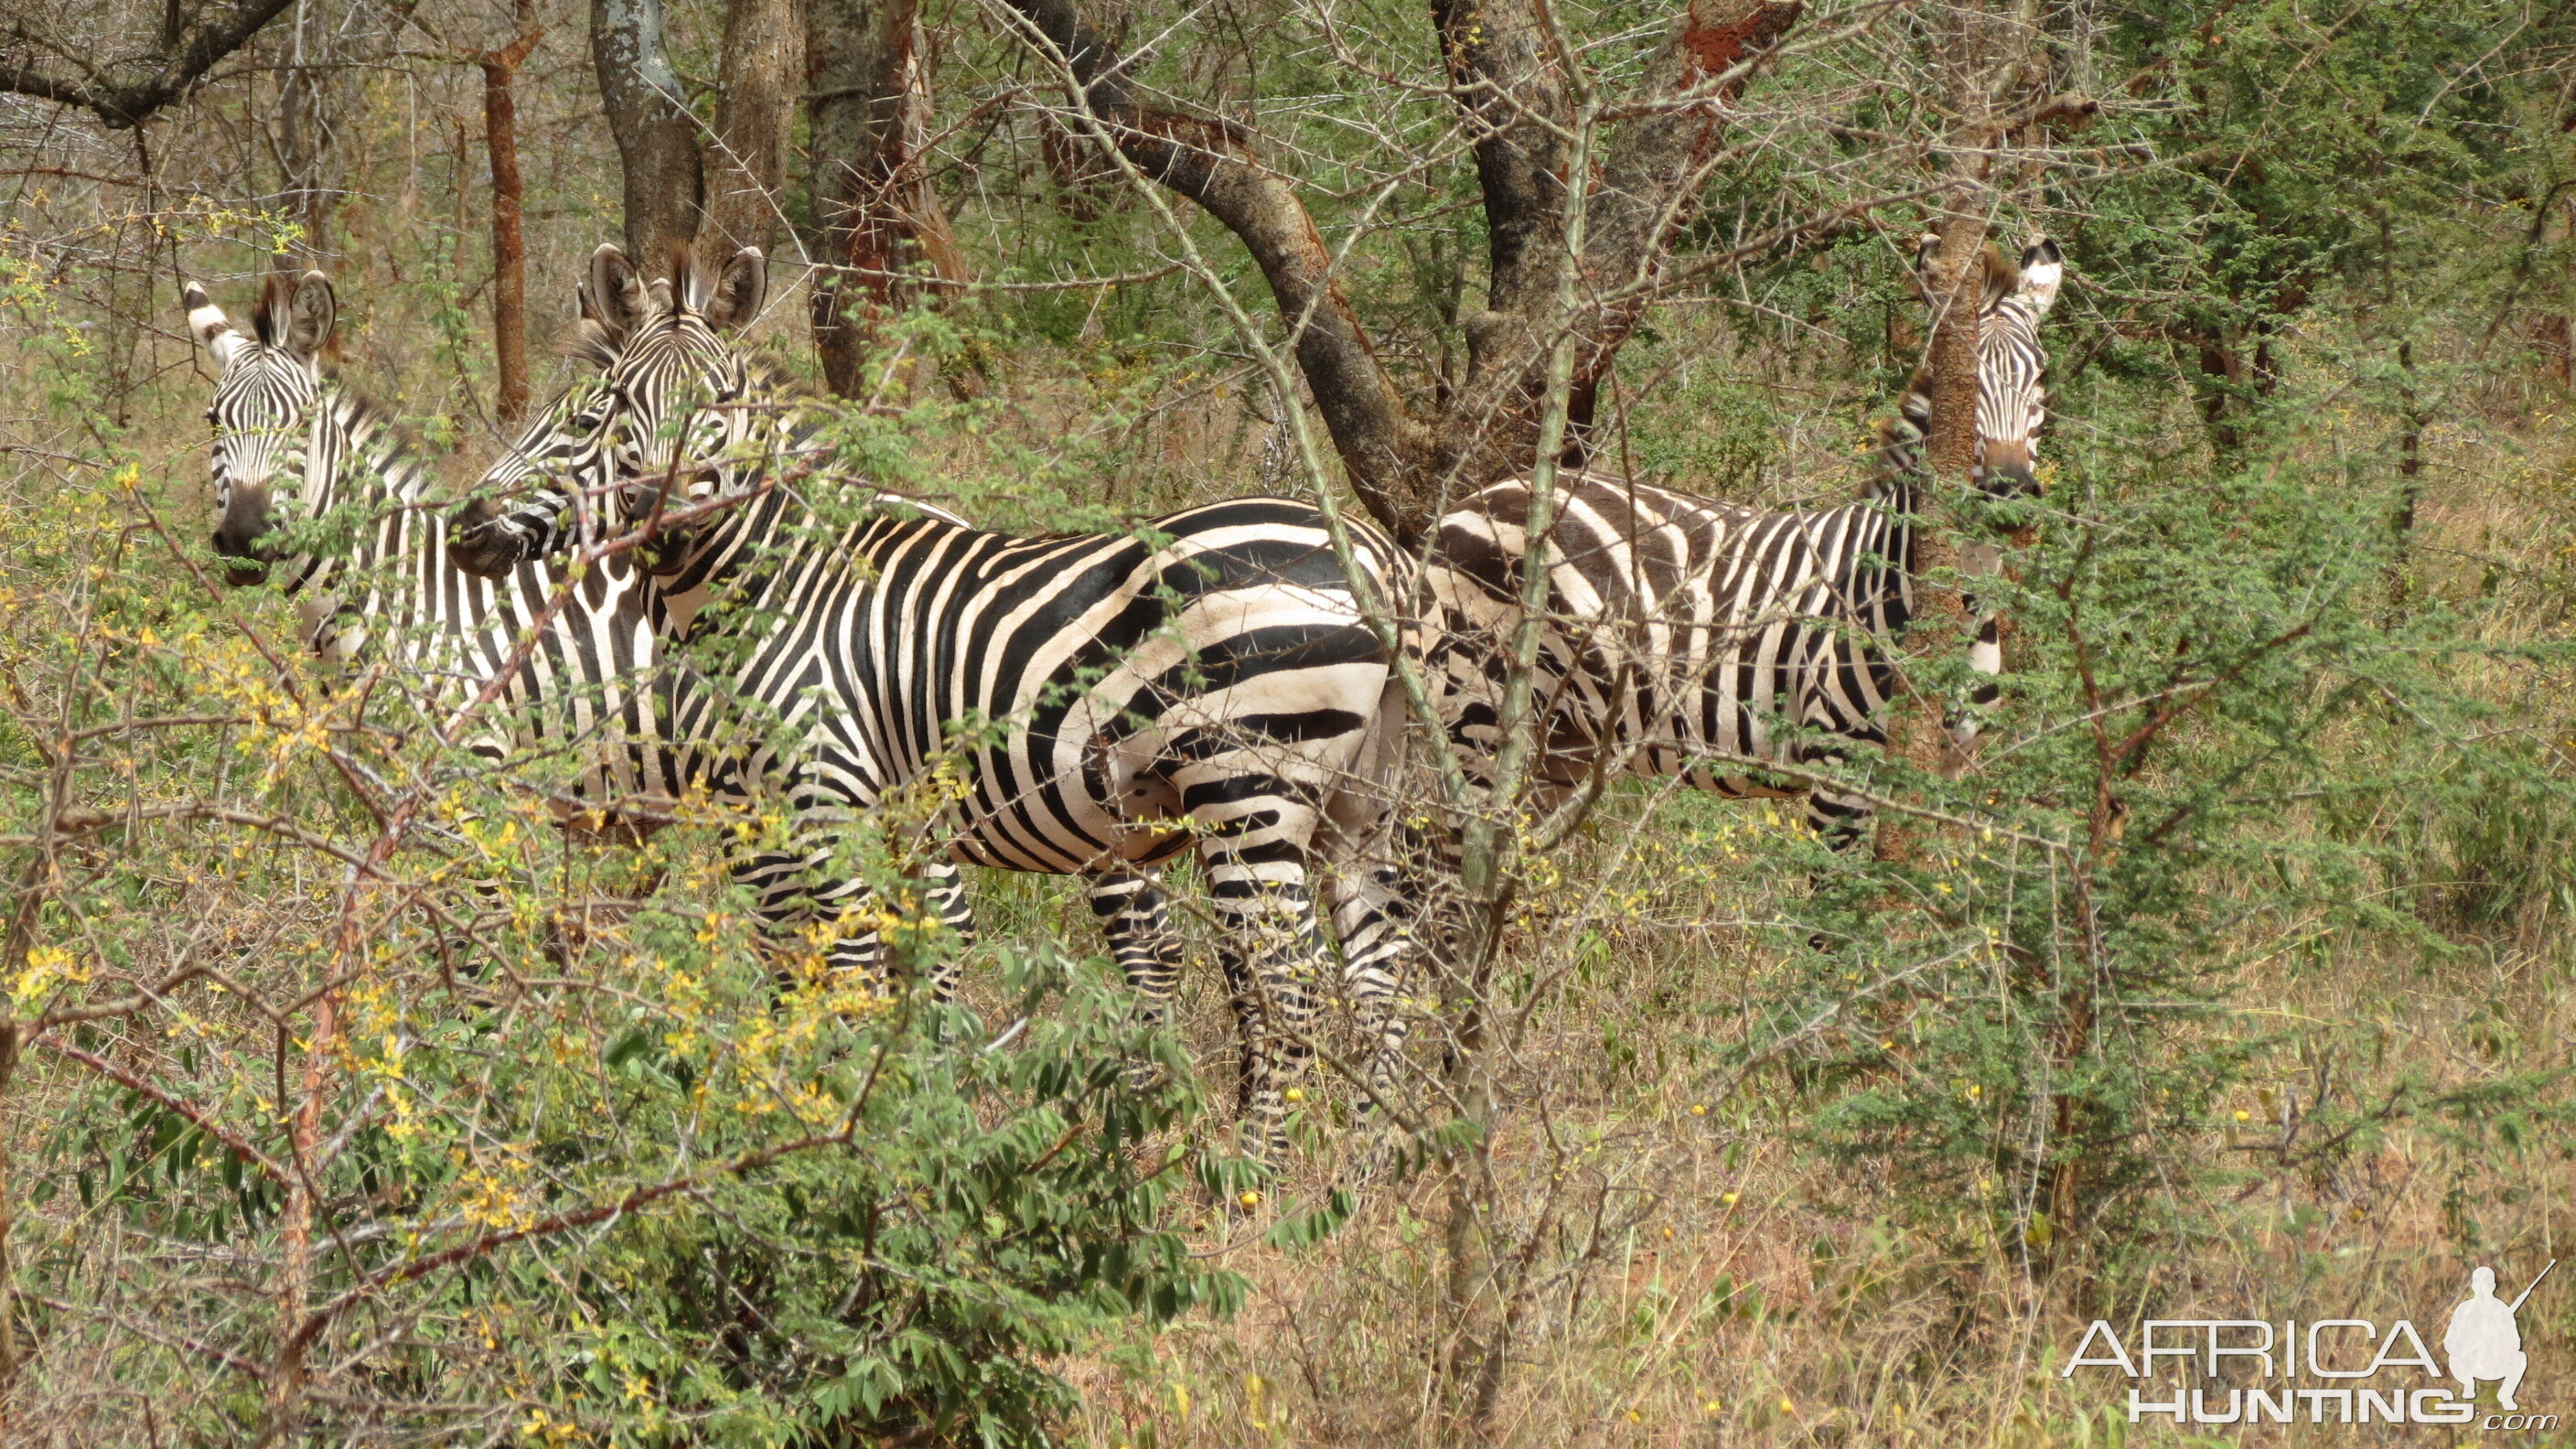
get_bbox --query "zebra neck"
[287,385,434,658]
[645,482,805,636]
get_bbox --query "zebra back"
[1422,235,2065,812]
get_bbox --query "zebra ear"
[283,271,336,360]
[182,279,245,364]
[588,243,650,346]
[1911,232,2017,315]
[561,280,620,368]
[252,271,289,348]
[703,249,766,333]
[1980,242,2021,313]
[2015,236,2065,316]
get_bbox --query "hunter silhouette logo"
[2449,1261,2552,1412]
[2061,1260,2559,1429]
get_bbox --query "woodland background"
[3,0,2575,1444]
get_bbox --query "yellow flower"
[1283,1088,1304,1103]
[1720,1191,1740,1207]
[1238,1190,1261,1209]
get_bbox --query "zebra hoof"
[446,497,521,579]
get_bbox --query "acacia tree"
[983,0,1819,1429]
[997,0,1803,547]
[808,0,970,396]
[0,0,296,126]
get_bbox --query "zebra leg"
[1087,871,1184,1026]
[730,843,888,997]
[1948,608,2007,757]
[1331,866,1414,1118]
[1948,543,2010,759]
[1804,787,1873,853]
[438,868,520,1006]
[542,818,671,968]
[1314,800,1417,1128]
[1189,782,1328,1169]
[913,858,974,1002]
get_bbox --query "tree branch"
[1579,1,1802,370]
[0,0,295,127]
[1001,0,1434,540]
[1437,0,1801,487]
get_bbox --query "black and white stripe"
[184,270,982,967]
[187,271,685,813]
[448,244,1415,1155]
[1423,237,2064,842]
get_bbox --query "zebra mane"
[320,376,439,505]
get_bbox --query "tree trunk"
[480,21,542,427]
[592,0,702,262]
[1000,0,1797,543]
[0,1021,18,1389]
[278,2,333,257]
[807,0,964,397]
[2387,338,2425,611]
[704,0,799,257]
[1873,0,2023,862]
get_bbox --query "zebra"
[445,243,1415,1158]
[1422,235,2064,843]
[182,268,982,980]
[442,277,1249,1016]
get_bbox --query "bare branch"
[1000,0,1436,539]
[0,0,295,127]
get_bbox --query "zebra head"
[1893,234,2065,499]
[446,368,619,580]
[574,242,767,562]
[184,270,336,584]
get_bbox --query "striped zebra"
[182,269,980,978]
[445,244,1415,1156]
[445,279,1234,1015]
[1423,236,2064,843]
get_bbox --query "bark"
[278,7,332,256]
[1001,0,1795,543]
[704,0,799,257]
[1439,0,1800,481]
[1874,2,2012,863]
[592,0,703,260]
[0,0,295,127]
[1004,0,1440,536]
[2387,338,2425,610]
[1433,0,1572,327]
[0,1017,16,1391]
[481,21,543,426]
[808,0,960,395]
